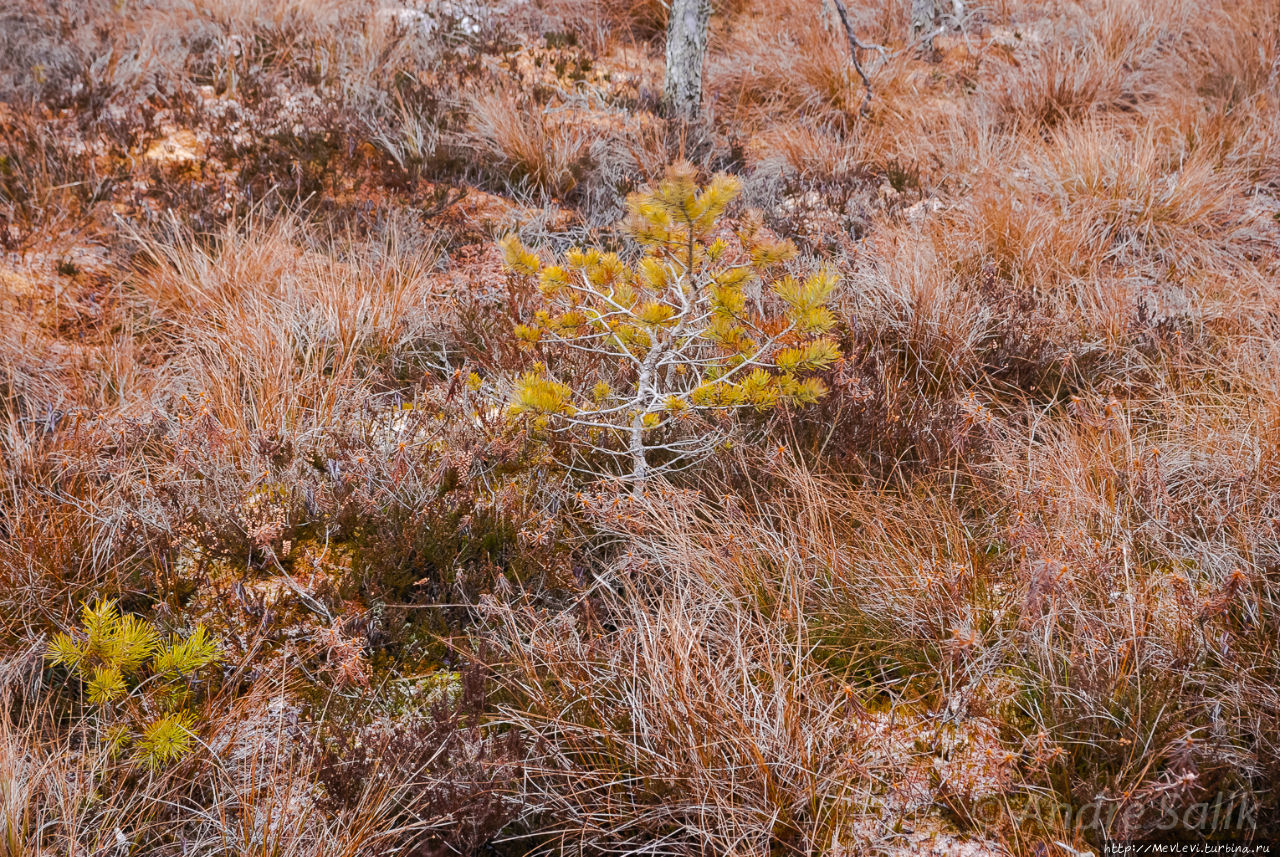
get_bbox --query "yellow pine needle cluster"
[135,711,199,767]
[508,368,576,421]
[774,270,839,334]
[497,164,841,475]
[47,599,222,767]
[625,164,741,246]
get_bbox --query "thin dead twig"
[829,0,888,117]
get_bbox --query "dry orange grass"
[131,214,444,438]
[467,89,591,199]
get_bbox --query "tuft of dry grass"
[130,213,445,438]
[468,89,592,199]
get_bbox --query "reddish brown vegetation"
[1,0,1278,853]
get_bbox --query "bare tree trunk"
[663,0,712,121]
[628,411,649,490]
[628,337,663,491]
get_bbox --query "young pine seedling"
[47,599,222,768]
[500,163,841,486]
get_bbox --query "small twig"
[829,0,887,117]
[267,551,334,625]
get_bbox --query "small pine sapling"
[499,163,841,486]
[47,599,223,768]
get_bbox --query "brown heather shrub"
[313,660,526,855]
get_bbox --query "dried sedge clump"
[467,89,591,199]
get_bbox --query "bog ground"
[1,0,1278,854]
